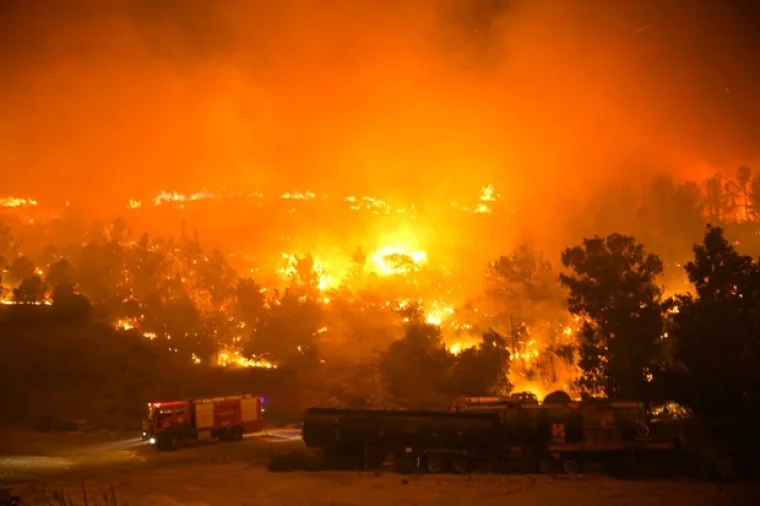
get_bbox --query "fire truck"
[142,394,264,450]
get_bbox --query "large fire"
[0,184,580,396]
[1,197,38,208]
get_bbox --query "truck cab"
[142,401,191,445]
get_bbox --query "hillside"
[0,309,296,431]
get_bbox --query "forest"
[1,168,759,475]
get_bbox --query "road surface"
[0,427,303,484]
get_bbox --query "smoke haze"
[1,0,759,215]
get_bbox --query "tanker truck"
[301,397,676,474]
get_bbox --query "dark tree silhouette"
[449,330,511,396]
[13,276,48,303]
[46,258,76,290]
[487,243,558,304]
[667,225,760,476]
[484,242,565,343]
[750,174,760,221]
[669,226,760,420]
[52,283,93,322]
[246,291,322,364]
[736,166,752,220]
[381,321,454,407]
[637,176,705,264]
[6,256,35,285]
[196,249,237,308]
[560,234,664,400]
[704,175,725,224]
[77,242,125,304]
[235,277,265,327]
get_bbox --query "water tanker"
[300,398,677,474]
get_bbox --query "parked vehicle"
[301,394,676,474]
[142,394,263,450]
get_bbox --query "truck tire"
[395,454,417,474]
[227,427,244,442]
[538,458,554,474]
[156,431,180,451]
[562,457,580,475]
[425,453,447,474]
[450,456,471,475]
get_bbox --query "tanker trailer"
[302,407,502,473]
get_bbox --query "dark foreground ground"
[1,429,758,506]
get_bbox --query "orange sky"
[1,0,758,214]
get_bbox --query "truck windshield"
[154,408,173,422]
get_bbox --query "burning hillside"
[0,182,582,400]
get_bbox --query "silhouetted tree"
[13,276,48,303]
[449,330,511,396]
[704,175,725,224]
[487,243,557,303]
[485,242,565,338]
[235,278,265,327]
[0,221,17,260]
[46,258,76,290]
[736,166,752,220]
[750,174,760,220]
[381,321,454,407]
[196,249,237,309]
[560,234,664,400]
[668,225,760,476]
[669,226,760,420]
[246,291,322,364]
[51,283,92,322]
[6,256,35,285]
[637,176,705,264]
[77,242,125,304]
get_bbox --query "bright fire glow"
[1,197,38,208]
[217,349,277,369]
[370,246,427,276]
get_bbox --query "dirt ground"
[1,429,758,506]
[11,466,759,506]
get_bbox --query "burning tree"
[560,233,664,400]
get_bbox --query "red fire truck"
[142,394,264,450]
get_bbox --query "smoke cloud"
[1,0,758,217]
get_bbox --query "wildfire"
[216,349,277,369]
[277,253,337,292]
[370,246,427,276]
[0,299,52,306]
[424,302,455,326]
[281,191,316,200]
[152,190,227,206]
[1,197,37,208]
[114,318,139,331]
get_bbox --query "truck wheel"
[425,454,446,474]
[538,458,554,474]
[450,456,471,475]
[157,432,180,451]
[562,458,580,475]
[395,454,417,474]
[227,427,244,442]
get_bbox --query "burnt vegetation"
[2,169,760,475]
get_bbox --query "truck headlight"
[149,437,156,445]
